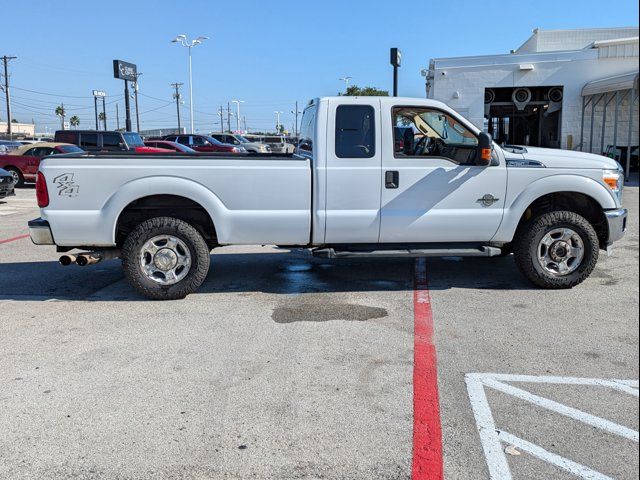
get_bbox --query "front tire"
[121,217,210,300]
[513,211,599,289]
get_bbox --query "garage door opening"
[484,86,563,148]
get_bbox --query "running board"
[312,246,502,259]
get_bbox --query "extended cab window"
[335,105,375,158]
[80,133,98,149]
[102,133,122,149]
[392,107,478,165]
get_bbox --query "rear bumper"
[28,218,55,245]
[605,208,628,244]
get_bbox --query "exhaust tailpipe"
[59,254,77,266]
[75,249,121,267]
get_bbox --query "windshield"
[57,145,84,154]
[122,132,144,147]
[235,135,250,143]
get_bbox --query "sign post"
[113,60,137,132]
[390,48,401,97]
[92,90,106,130]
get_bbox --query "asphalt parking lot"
[1,184,638,480]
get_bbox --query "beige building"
[0,121,36,137]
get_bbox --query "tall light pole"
[231,100,244,133]
[339,76,352,93]
[274,111,283,133]
[171,34,209,134]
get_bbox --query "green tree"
[341,85,389,96]
[55,104,66,129]
[70,115,80,129]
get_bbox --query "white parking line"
[466,373,640,480]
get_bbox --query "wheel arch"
[493,175,616,247]
[104,176,228,247]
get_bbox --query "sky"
[1,0,638,134]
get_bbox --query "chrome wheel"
[10,170,20,184]
[139,235,191,285]
[537,228,584,276]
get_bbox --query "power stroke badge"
[53,173,79,197]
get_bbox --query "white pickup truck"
[29,97,627,299]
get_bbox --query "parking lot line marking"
[498,431,614,480]
[482,377,639,442]
[466,373,640,479]
[466,374,513,479]
[0,233,30,244]
[411,257,444,480]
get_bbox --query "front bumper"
[28,218,55,245]
[605,208,628,244]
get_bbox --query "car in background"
[162,134,246,154]
[144,140,199,154]
[210,133,271,154]
[0,167,15,199]
[0,142,84,186]
[245,135,295,156]
[0,140,23,154]
[54,130,170,153]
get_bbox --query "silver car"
[210,133,271,154]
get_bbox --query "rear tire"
[6,167,24,187]
[513,211,599,289]
[121,217,210,300]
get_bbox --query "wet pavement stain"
[272,302,388,323]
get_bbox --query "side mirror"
[476,132,493,166]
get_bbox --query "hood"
[512,146,619,170]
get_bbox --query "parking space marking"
[412,257,444,480]
[465,373,640,480]
[0,233,30,244]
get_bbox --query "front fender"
[492,174,617,243]
[103,175,228,244]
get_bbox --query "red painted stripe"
[412,257,444,480]
[0,233,30,245]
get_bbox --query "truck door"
[324,98,382,243]
[379,104,507,243]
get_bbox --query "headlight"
[603,165,624,202]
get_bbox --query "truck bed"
[38,152,312,247]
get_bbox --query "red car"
[144,140,199,154]
[162,134,246,153]
[0,142,84,186]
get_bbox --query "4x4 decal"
[53,173,79,197]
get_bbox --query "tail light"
[36,171,49,207]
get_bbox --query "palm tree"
[55,104,66,130]
[70,116,80,129]
[98,111,106,130]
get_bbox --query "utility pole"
[243,116,247,132]
[219,106,224,133]
[226,102,231,132]
[171,82,183,132]
[1,55,17,139]
[116,103,120,130]
[133,72,142,132]
[291,101,301,138]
